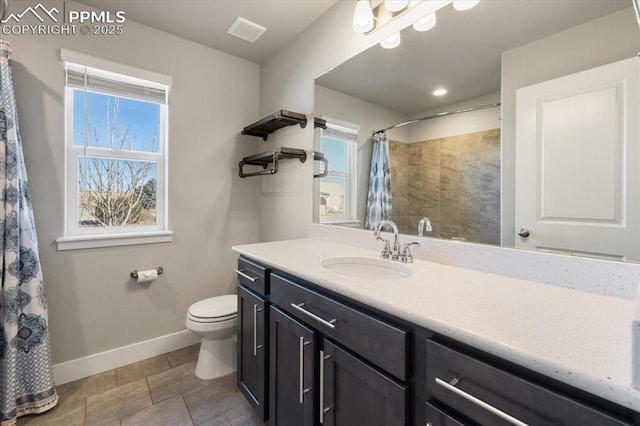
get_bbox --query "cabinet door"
[322,340,406,426]
[269,306,316,426]
[237,285,268,421]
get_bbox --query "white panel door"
[515,57,640,261]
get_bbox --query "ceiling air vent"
[227,17,267,43]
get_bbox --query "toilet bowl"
[185,294,237,380]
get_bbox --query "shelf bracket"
[313,152,329,178]
[239,147,307,178]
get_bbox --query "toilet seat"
[187,294,237,322]
[187,312,236,323]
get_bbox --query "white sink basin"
[320,257,412,280]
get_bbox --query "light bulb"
[384,0,409,12]
[432,88,448,96]
[453,0,480,11]
[413,12,436,32]
[380,32,401,49]
[353,0,374,33]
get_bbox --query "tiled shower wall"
[389,129,500,244]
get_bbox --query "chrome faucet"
[374,220,400,261]
[418,217,433,237]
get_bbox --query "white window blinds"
[323,122,358,143]
[65,67,167,104]
[61,49,171,104]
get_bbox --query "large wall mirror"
[313,0,640,262]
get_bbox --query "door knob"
[518,228,530,238]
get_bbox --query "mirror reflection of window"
[319,121,358,223]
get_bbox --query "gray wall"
[259,0,446,242]
[501,7,638,246]
[9,1,260,363]
[314,84,408,225]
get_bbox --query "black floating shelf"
[314,117,327,129]
[241,110,307,141]
[239,147,307,178]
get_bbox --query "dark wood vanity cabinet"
[322,340,406,425]
[236,258,270,422]
[268,272,408,425]
[424,339,633,426]
[235,256,640,426]
[269,306,316,426]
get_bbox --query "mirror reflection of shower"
[381,105,501,244]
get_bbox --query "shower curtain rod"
[372,102,501,135]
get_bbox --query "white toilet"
[185,294,238,380]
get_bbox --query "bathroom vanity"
[233,239,640,426]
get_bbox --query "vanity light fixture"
[432,88,448,96]
[384,0,409,12]
[354,1,479,38]
[380,32,401,49]
[353,0,375,33]
[413,12,436,32]
[453,0,480,11]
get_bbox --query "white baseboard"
[53,329,201,385]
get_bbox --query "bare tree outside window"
[76,95,159,228]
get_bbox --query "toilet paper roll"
[136,269,158,283]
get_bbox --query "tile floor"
[17,344,262,426]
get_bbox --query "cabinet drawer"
[426,340,631,426]
[271,272,407,381]
[236,257,270,296]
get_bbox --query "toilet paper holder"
[130,266,164,279]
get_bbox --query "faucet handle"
[377,236,392,259]
[401,242,421,263]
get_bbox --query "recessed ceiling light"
[227,17,266,43]
[432,88,448,96]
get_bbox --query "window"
[57,50,172,250]
[319,121,358,222]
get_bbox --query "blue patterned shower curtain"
[364,131,392,229]
[0,41,57,426]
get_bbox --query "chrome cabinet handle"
[517,228,530,238]
[298,337,310,404]
[299,337,304,403]
[290,303,336,329]
[235,269,260,282]
[320,350,328,423]
[253,304,258,356]
[435,377,529,426]
[252,304,263,356]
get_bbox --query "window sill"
[320,220,362,228]
[56,231,173,251]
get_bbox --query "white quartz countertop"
[232,238,640,412]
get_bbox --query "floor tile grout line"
[180,394,196,426]
[83,396,87,426]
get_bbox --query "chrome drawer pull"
[435,377,529,426]
[290,303,336,329]
[235,269,260,282]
